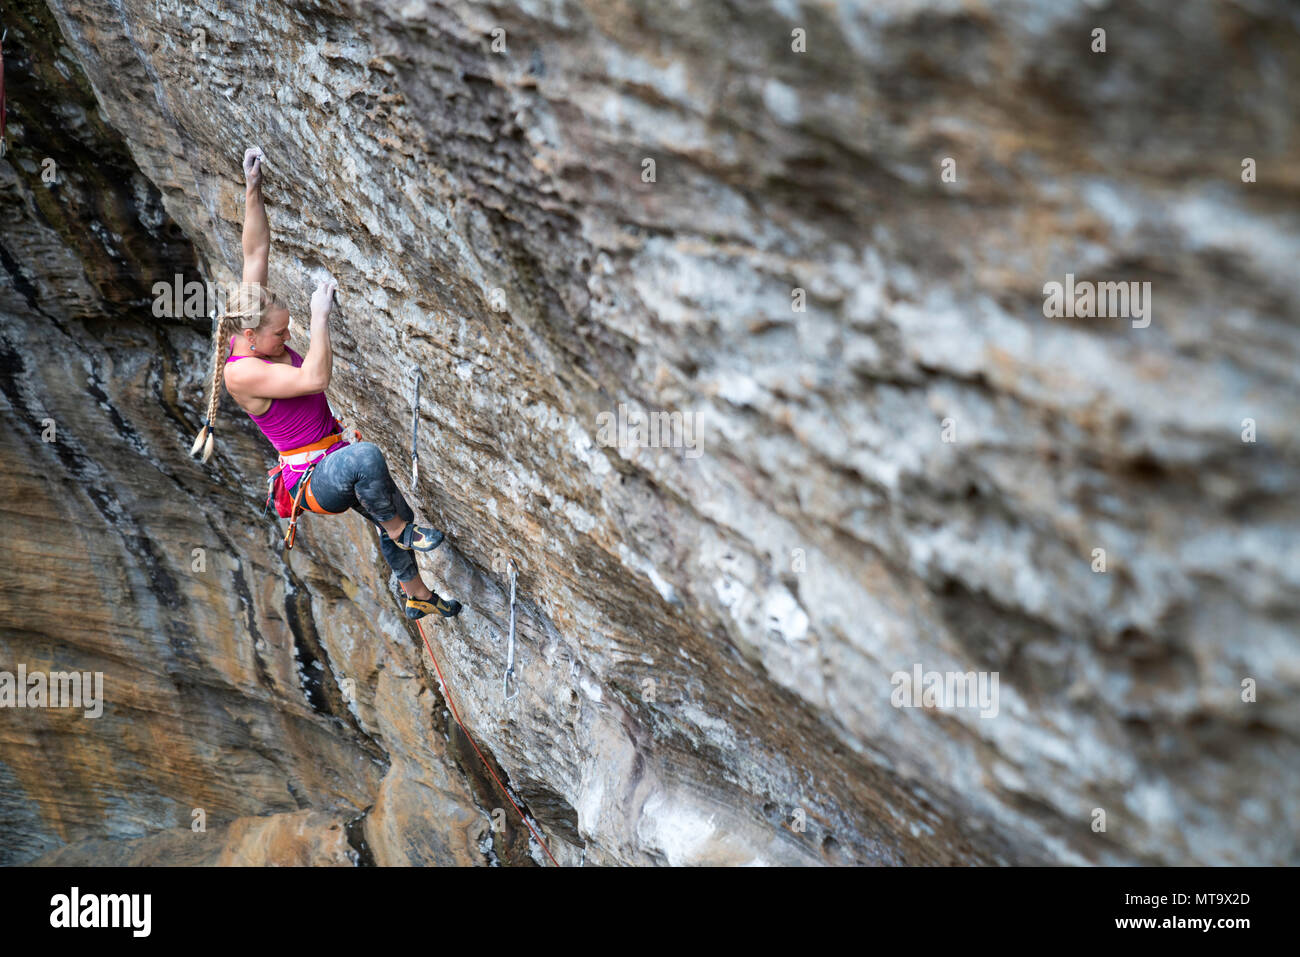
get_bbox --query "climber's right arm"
[228,360,327,399]
[299,280,336,394]
[227,281,337,400]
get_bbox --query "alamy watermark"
[1042,273,1151,328]
[50,887,150,937]
[595,403,702,458]
[151,275,265,319]
[890,663,999,718]
[0,666,104,718]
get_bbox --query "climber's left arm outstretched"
[241,147,269,286]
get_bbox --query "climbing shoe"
[392,523,445,552]
[405,593,463,620]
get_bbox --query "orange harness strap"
[281,431,342,459]
[302,474,340,516]
[283,463,344,549]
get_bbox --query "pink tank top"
[226,341,345,489]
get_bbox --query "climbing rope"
[413,614,559,867]
[401,360,547,858]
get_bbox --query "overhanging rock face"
[1,0,1296,865]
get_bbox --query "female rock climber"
[189,146,461,621]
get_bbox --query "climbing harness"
[503,559,519,701]
[410,370,421,486]
[280,457,349,549]
[413,613,559,866]
[262,427,354,549]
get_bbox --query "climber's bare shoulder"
[223,361,272,416]
[226,350,324,407]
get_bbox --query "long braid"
[191,313,234,462]
[190,282,278,464]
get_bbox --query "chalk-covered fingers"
[310,279,338,319]
[243,147,265,188]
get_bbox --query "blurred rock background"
[0,0,1296,865]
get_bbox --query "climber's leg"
[370,494,423,583]
[332,442,445,551]
[308,442,432,540]
[306,443,461,619]
[308,444,420,572]
[399,576,434,600]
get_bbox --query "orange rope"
[414,616,560,867]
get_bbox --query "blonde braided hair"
[190,282,288,462]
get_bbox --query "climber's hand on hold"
[303,280,336,392]
[311,279,338,321]
[243,147,264,190]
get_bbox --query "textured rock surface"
[1,0,522,868]
[1,0,1297,865]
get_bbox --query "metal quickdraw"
[283,462,319,550]
[1,29,8,153]
[411,370,421,486]
[503,559,519,701]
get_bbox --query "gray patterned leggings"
[301,442,419,581]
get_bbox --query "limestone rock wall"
[1,0,524,867]
[1,0,1297,865]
